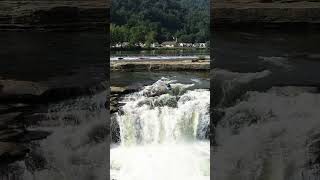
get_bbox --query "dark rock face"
[0,78,108,167]
[212,2,320,30]
[111,115,120,144]
[109,85,143,144]
[32,7,81,24]
[0,1,109,31]
[307,132,320,173]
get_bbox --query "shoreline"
[111,59,210,72]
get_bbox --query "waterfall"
[111,78,210,180]
[19,90,108,180]
[212,69,320,180]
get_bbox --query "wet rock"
[111,60,210,72]
[19,113,48,126]
[0,129,24,142]
[307,132,320,173]
[142,80,171,97]
[111,115,120,144]
[0,1,109,31]
[0,112,22,129]
[25,150,47,172]
[212,2,320,29]
[87,124,109,143]
[0,80,47,103]
[17,130,51,142]
[110,85,141,114]
[111,87,127,94]
[0,142,29,165]
[212,109,226,126]
[32,6,80,25]
[40,81,107,103]
[0,80,48,97]
[110,105,118,114]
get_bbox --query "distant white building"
[139,42,146,48]
[161,41,177,48]
[178,43,194,48]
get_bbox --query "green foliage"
[110,0,209,44]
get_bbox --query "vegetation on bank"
[110,0,209,47]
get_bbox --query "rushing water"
[7,90,108,180]
[111,78,210,180]
[212,31,320,179]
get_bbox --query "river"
[212,30,320,180]
[110,50,211,180]
[0,31,109,180]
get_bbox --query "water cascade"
[110,78,210,180]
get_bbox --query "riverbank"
[111,47,208,51]
[111,59,210,72]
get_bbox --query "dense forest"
[110,0,209,46]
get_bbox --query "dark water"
[111,71,210,89]
[213,30,320,87]
[0,31,107,88]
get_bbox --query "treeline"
[110,0,209,46]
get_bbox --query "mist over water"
[111,78,210,180]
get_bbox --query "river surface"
[212,30,320,180]
[111,49,209,61]
[0,31,107,87]
[2,29,319,180]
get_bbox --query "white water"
[111,78,210,180]
[213,80,320,180]
[19,91,108,180]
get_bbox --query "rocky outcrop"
[110,85,143,144]
[0,79,108,104]
[0,1,109,31]
[0,78,108,166]
[212,2,320,29]
[111,60,210,72]
[110,86,141,114]
[0,142,29,165]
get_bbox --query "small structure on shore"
[161,41,177,48]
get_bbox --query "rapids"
[110,78,210,180]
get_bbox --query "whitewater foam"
[213,86,320,180]
[111,78,210,180]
